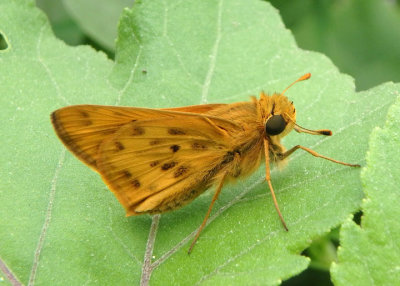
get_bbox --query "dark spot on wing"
[122,170,132,178]
[192,142,207,150]
[161,162,177,170]
[80,111,90,118]
[115,141,125,150]
[168,128,185,135]
[82,120,92,126]
[132,127,145,135]
[174,165,188,177]
[170,145,180,152]
[150,161,160,167]
[131,179,140,188]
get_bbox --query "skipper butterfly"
[51,73,359,253]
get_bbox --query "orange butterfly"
[51,73,359,253]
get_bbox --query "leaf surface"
[331,96,400,285]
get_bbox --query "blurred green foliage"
[269,0,400,91]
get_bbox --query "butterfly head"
[260,73,332,140]
[259,92,296,139]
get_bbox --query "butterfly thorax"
[204,92,297,179]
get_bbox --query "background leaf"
[62,0,134,52]
[268,0,400,91]
[0,0,399,285]
[36,0,84,46]
[330,96,400,285]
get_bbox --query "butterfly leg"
[279,145,360,167]
[263,139,289,231]
[188,171,228,254]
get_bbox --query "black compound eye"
[265,115,287,135]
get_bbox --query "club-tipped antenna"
[281,73,311,96]
[294,123,332,136]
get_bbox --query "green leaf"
[331,96,400,285]
[0,0,398,285]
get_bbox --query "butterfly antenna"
[281,73,311,96]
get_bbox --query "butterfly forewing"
[96,117,236,215]
[51,104,229,169]
[51,105,151,168]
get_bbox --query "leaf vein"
[201,0,223,104]
[28,149,65,286]
[36,25,70,105]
